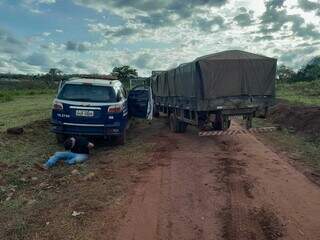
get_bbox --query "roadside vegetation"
[276,56,320,105]
[253,118,320,172]
[0,79,56,103]
[0,79,56,131]
[276,80,320,105]
[0,93,54,131]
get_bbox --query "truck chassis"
[155,103,258,133]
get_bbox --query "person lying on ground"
[43,137,94,169]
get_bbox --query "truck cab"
[51,78,128,144]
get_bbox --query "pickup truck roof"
[65,78,122,87]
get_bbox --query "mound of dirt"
[268,103,320,137]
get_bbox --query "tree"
[277,65,296,83]
[111,65,138,88]
[47,68,62,87]
[296,56,320,82]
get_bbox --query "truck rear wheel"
[153,105,160,118]
[169,114,187,133]
[213,113,231,131]
[169,114,178,133]
[179,122,188,133]
[245,114,253,129]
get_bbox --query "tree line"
[0,66,139,89]
[277,56,320,83]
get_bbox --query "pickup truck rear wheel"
[56,134,66,143]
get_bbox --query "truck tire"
[213,112,223,130]
[225,119,231,129]
[179,122,188,133]
[153,105,160,118]
[213,113,231,131]
[262,107,269,118]
[256,107,268,119]
[169,114,178,133]
[154,111,160,118]
[169,114,187,133]
[56,133,66,143]
[246,115,253,129]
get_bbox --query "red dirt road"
[115,122,320,240]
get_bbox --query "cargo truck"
[143,50,277,133]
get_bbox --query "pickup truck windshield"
[58,84,117,103]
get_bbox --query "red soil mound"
[269,103,320,138]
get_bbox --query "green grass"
[276,80,320,106]
[0,79,57,103]
[0,89,55,103]
[253,118,320,171]
[0,118,158,240]
[0,92,55,131]
[0,121,59,166]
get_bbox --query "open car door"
[128,85,153,119]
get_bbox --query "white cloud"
[42,32,51,37]
[22,0,56,13]
[1,0,320,75]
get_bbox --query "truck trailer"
[151,50,277,132]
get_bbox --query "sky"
[0,0,320,76]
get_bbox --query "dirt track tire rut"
[114,120,320,240]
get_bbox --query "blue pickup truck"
[51,78,150,145]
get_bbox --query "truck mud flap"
[199,127,279,136]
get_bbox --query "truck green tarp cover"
[153,50,277,99]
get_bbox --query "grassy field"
[0,89,55,103]
[0,79,56,131]
[0,92,55,131]
[0,118,159,240]
[276,80,320,106]
[253,118,320,172]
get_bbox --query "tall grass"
[276,80,320,106]
[0,79,57,103]
[0,89,56,103]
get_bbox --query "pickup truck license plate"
[76,110,94,117]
